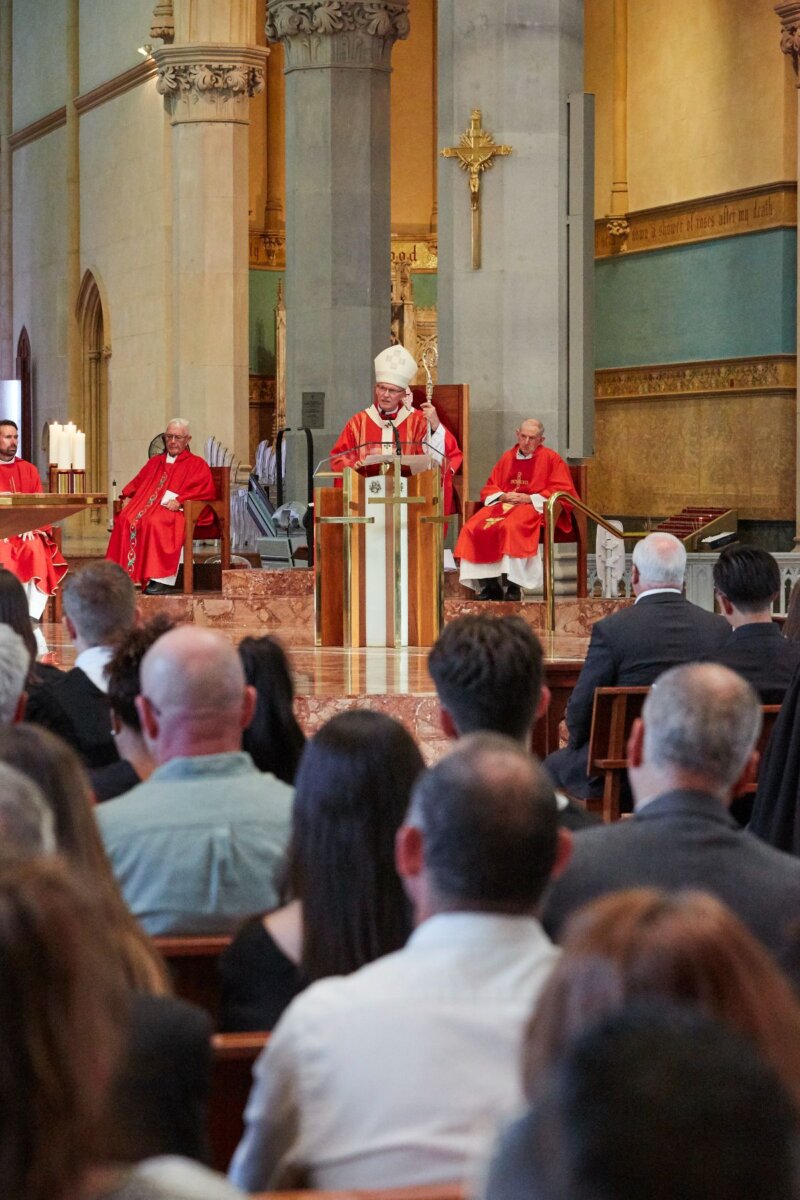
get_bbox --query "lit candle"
[73,430,85,471]
[57,424,70,470]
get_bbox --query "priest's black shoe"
[143,581,176,596]
[477,578,504,601]
[505,582,522,602]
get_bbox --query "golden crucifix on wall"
[441,110,513,270]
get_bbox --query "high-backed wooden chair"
[151,934,231,1024]
[209,1031,269,1172]
[182,464,232,595]
[410,384,469,523]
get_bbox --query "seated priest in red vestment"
[330,344,462,515]
[0,419,68,618]
[455,419,577,601]
[106,418,216,595]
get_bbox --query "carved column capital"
[153,44,268,124]
[776,3,800,69]
[150,1,175,43]
[265,1,410,71]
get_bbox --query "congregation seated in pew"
[220,710,422,1032]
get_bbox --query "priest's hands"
[420,401,440,431]
[163,498,182,512]
[501,491,530,504]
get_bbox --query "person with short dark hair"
[238,635,305,784]
[25,560,137,767]
[89,614,175,802]
[229,733,570,1192]
[711,543,800,701]
[484,1004,799,1200]
[0,417,68,617]
[220,710,421,1031]
[428,614,595,829]
[543,663,800,960]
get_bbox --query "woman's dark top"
[219,914,305,1032]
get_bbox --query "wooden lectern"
[315,456,446,648]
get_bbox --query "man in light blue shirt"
[96,625,293,935]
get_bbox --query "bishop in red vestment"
[330,344,462,514]
[106,420,216,593]
[455,419,577,600]
[0,420,68,618]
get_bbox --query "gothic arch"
[75,270,110,502]
[15,327,32,462]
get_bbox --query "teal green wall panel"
[249,270,283,374]
[412,272,437,308]
[595,229,797,368]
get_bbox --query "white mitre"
[374,344,417,388]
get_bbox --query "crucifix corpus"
[441,109,513,270]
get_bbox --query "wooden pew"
[587,687,781,823]
[252,1185,468,1200]
[152,935,231,1024]
[209,1030,269,1172]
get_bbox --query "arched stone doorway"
[76,271,109,521]
[14,327,32,463]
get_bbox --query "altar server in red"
[0,419,67,618]
[455,419,577,601]
[106,418,216,594]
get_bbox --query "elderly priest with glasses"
[106,418,216,595]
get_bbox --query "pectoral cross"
[441,110,513,270]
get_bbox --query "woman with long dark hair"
[239,635,305,784]
[220,710,424,1030]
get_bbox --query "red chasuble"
[0,458,68,597]
[455,445,577,564]
[330,405,462,515]
[106,450,216,586]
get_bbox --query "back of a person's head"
[0,856,128,1200]
[0,568,37,661]
[291,710,424,980]
[0,625,30,725]
[489,1003,798,1200]
[62,560,136,646]
[239,635,305,783]
[632,531,686,587]
[523,888,800,1111]
[106,614,177,732]
[408,732,559,911]
[642,662,761,789]
[139,625,246,731]
[428,615,544,741]
[712,543,780,613]
[0,761,56,857]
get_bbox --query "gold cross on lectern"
[441,110,513,270]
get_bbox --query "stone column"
[437,0,584,487]
[266,0,409,493]
[0,0,12,376]
[66,0,82,419]
[776,2,800,546]
[153,33,267,458]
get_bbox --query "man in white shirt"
[25,560,137,767]
[229,733,571,1192]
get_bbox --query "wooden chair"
[587,687,782,823]
[209,1031,269,1172]
[463,461,588,596]
[182,464,232,595]
[410,384,469,524]
[151,934,231,1024]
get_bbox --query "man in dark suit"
[427,614,596,830]
[25,561,136,767]
[542,663,800,961]
[544,531,729,799]
[711,543,800,702]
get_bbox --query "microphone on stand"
[387,421,403,457]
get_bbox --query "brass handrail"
[543,491,651,633]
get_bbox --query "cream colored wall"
[12,131,69,469]
[174,0,255,45]
[585,0,614,217]
[79,82,170,494]
[12,0,67,128]
[249,0,268,227]
[79,0,154,93]
[626,0,796,210]
[391,0,435,236]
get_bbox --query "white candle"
[73,430,85,471]
[57,423,70,470]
